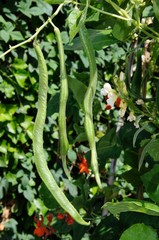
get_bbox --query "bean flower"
[101,82,141,128]
[101,83,127,117]
[77,154,89,174]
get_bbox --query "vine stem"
[0,3,64,59]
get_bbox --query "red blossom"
[34,225,46,237]
[33,214,55,238]
[47,213,53,223]
[115,97,121,108]
[57,212,65,220]
[78,154,89,174]
[65,213,74,225]
[105,104,112,110]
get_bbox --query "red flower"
[105,104,112,110]
[33,214,55,238]
[34,225,46,237]
[65,213,74,225]
[78,154,89,174]
[115,97,121,108]
[57,212,65,220]
[47,213,53,223]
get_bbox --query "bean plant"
[1,0,159,239]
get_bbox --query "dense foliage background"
[1,0,159,239]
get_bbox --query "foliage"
[1,0,159,239]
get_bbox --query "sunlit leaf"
[120,223,158,240]
[103,199,159,216]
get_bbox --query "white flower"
[119,100,127,117]
[100,83,112,96]
[127,111,136,122]
[107,90,118,108]
[136,99,144,105]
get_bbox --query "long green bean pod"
[53,24,71,181]
[33,41,89,226]
[79,25,102,189]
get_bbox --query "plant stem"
[0,3,64,59]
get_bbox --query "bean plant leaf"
[141,164,159,203]
[67,7,82,41]
[103,199,159,217]
[112,19,133,41]
[139,139,156,170]
[153,0,159,22]
[146,139,159,161]
[65,29,118,51]
[119,223,158,240]
[68,76,87,109]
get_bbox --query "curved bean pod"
[53,25,71,181]
[33,41,89,226]
[79,25,102,189]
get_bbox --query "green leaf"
[67,7,82,41]
[68,76,87,109]
[139,138,156,170]
[13,69,29,88]
[97,128,121,168]
[0,29,10,42]
[10,31,24,41]
[39,182,60,209]
[12,58,28,70]
[146,138,159,161]
[103,199,159,217]
[65,29,118,51]
[141,164,159,203]
[119,223,158,240]
[153,0,159,22]
[0,104,17,122]
[112,19,133,41]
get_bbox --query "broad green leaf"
[119,223,158,240]
[146,138,159,161]
[0,104,17,122]
[96,128,121,168]
[39,182,59,209]
[141,164,159,203]
[0,29,10,42]
[103,199,159,216]
[153,0,159,22]
[133,126,145,147]
[10,31,24,40]
[13,69,29,88]
[112,19,133,41]
[12,58,28,70]
[68,76,87,109]
[139,139,156,170]
[67,7,82,41]
[65,29,118,51]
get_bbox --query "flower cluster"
[101,82,143,128]
[57,211,74,225]
[33,211,74,238]
[101,83,127,117]
[77,154,89,174]
[33,213,55,239]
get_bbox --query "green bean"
[33,41,89,226]
[53,23,71,181]
[79,25,102,189]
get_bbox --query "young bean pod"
[33,41,89,226]
[53,24,71,181]
[79,25,102,189]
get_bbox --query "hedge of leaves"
[1,0,159,239]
